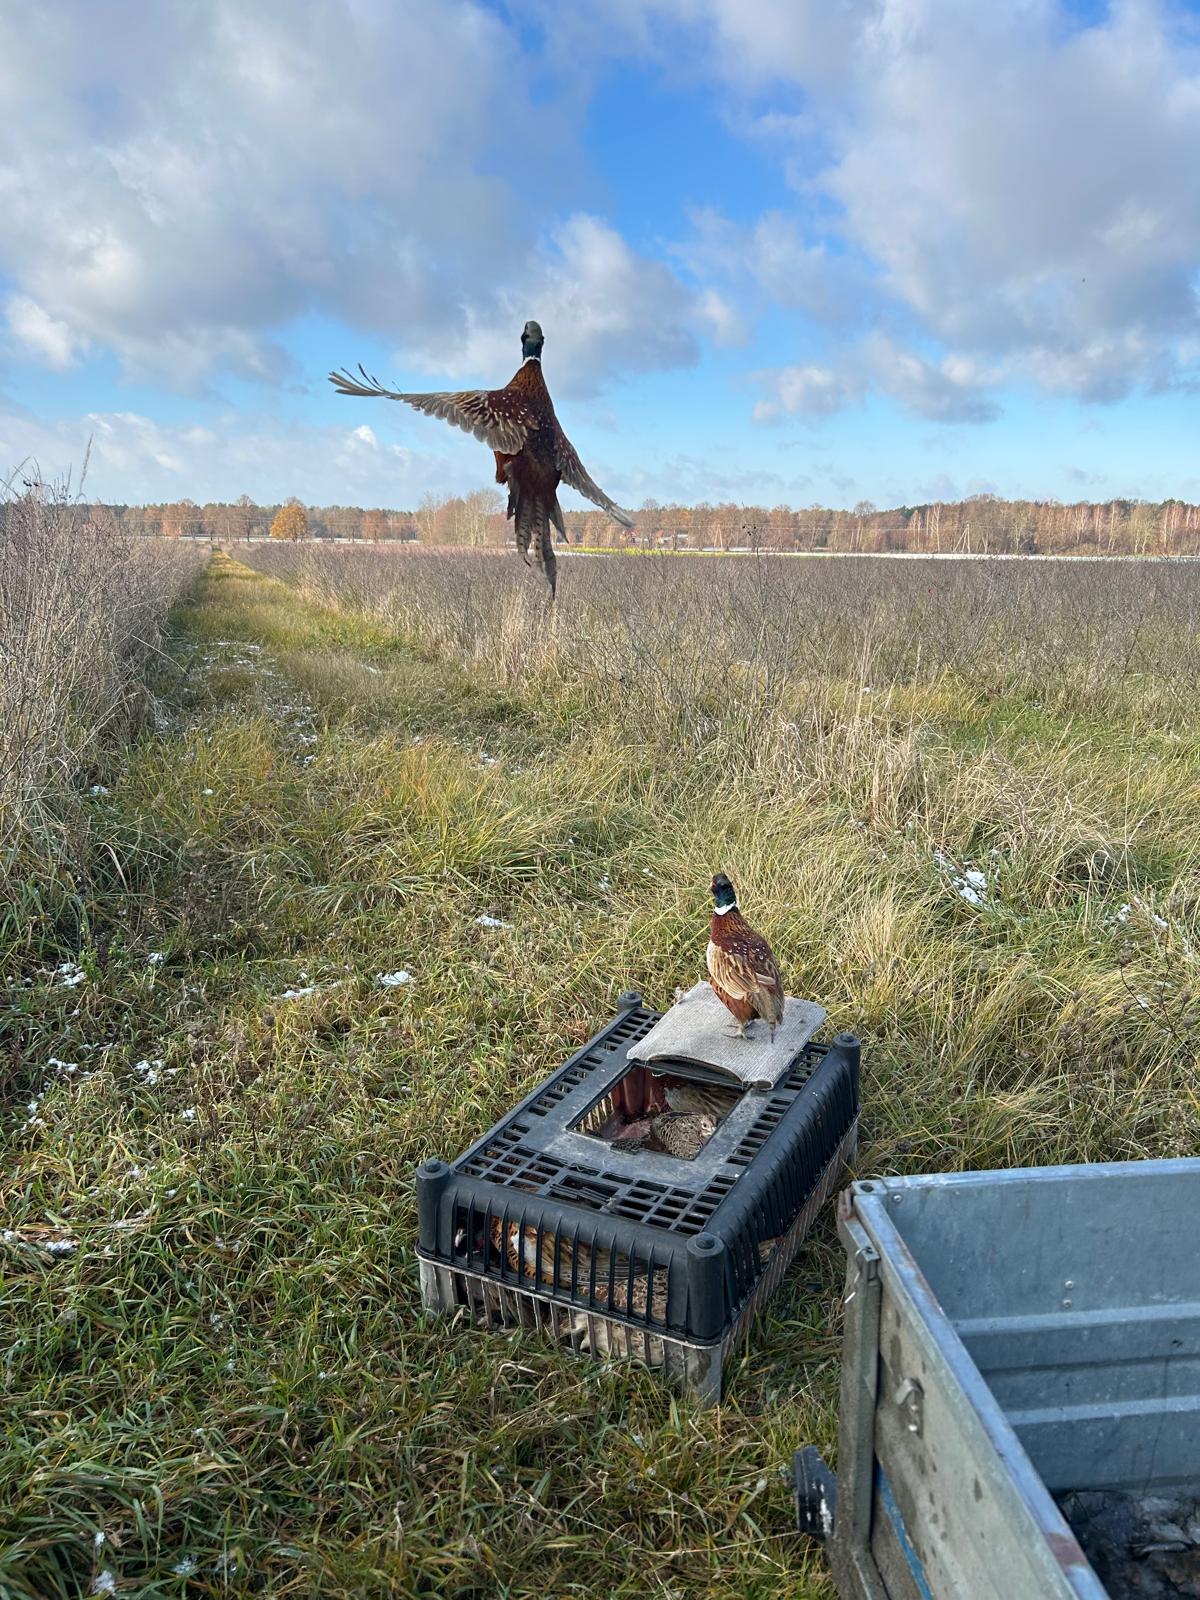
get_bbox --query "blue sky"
[1,0,1198,511]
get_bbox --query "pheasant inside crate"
[571,1062,743,1160]
[416,991,861,1401]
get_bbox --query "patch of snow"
[92,1570,117,1595]
[280,986,318,1001]
[1116,896,1169,932]
[475,915,513,930]
[180,1107,197,1122]
[934,851,989,906]
[147,952,165,965]
[201,788,215,796]
[43,1238,78,1256]
[56,962,87,988]
[376,970,413,988]
[172,1557,198,1577]
[88,785,110,796]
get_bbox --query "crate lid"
[627,981,826,1091]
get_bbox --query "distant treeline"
[62,490,1200,556]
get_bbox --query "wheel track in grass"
[3,552,839,1600]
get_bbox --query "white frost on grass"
[172,1556,198,1576]
[934,852,990,907]
[42,1238,78,1256]
[55,962,87,988]
[475,915,513,930]
[376,970,413,988]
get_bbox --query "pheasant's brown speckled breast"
[495,361,560,493]
[707,908,783,1025]
[709,908,757,958]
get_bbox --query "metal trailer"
[793,1160,1200,1599]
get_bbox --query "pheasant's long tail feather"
[512,483,558,600]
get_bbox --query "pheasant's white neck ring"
[714,902,738,915]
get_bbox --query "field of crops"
[4,543,1198,1598]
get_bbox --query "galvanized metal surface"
[816,1160,1200,1599]
[865,1161,1200,1497]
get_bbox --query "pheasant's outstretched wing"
[554,429,635,529]
[329,367,535,454]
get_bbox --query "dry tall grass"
[0,473,202,898]
[242,543,1200,1174]
[242,543,1200,730]
[5,549,1199,1598]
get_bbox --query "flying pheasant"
[706,873,786,1041]
[329,321,634,598]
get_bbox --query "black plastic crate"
[417,990,861,1400]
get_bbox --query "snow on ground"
[934,851,991,906]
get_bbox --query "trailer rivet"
[1064,1279,1074,1289]
[1062,1298,1073,1309]
[891,1194,903,1204]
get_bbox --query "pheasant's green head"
[521,320,544,360]
[711,873,738,912]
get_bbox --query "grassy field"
[4,548,1199,1598]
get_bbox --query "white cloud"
[417,214,700,396]
[753,336,997,423]
[753,363,862,420]
[683,208,862,327]
[5,295,84,369]
[0,406,489,507]
[0,2,698,396]
[608,0,1200,411]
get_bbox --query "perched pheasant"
[329,320,634,599]
[706,872,786,1040]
